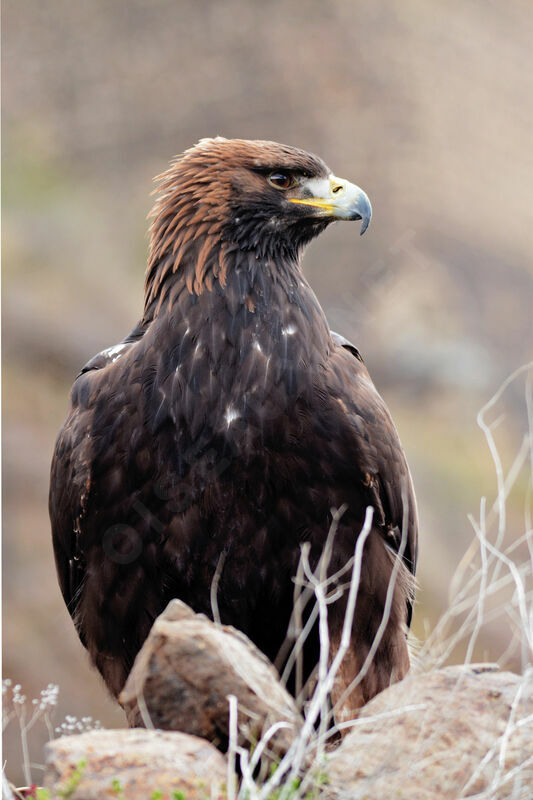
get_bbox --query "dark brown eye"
[268,172,295,190]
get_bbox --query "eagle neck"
[144,229,326,328]
[143,235,331,369]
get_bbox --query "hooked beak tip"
[352,189,372,235]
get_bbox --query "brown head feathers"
[145,138,330,311]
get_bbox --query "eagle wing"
[329,330,418,623]
[49,338,138,635]
[50,405,93,639]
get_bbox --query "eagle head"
[147,137,371,301]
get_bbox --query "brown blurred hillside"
[3,0,533,786]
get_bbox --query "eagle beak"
[289,175,372,234]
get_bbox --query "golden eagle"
[49,138,417,720]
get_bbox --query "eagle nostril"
[331,183,344,195]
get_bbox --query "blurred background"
[3,0,533,785]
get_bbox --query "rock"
[325,664,533,800]
[120,599,303,760]
[43,728,227,799]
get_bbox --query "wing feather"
[329,331,418,622]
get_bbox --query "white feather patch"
[102,343,128,363]
[225,406,240,426]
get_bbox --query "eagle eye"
[268,172,295,190]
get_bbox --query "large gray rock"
[43,728,226,799]
[325,664,533,800]
[120,599,303,760]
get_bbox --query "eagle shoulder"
[330,330,364,363]
[78,342,132,376]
